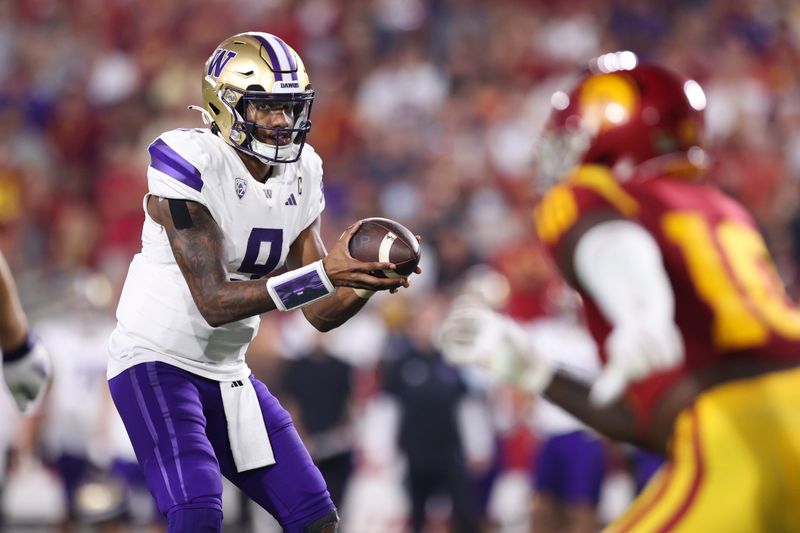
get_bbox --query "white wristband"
[266,259,335,312]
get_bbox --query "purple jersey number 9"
[239,228,283,279]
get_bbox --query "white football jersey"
[108,128,325,381]
[37,311,116,456]
[527,317,600,436]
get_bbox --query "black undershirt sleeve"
[168,198,193,230]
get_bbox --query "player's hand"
[437,300,554,393]
[3,338,52,413]
[590,321,684,406]
[323,222,407,292]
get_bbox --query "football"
[348,217,421,278]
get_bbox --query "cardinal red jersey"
[534,164,800,431]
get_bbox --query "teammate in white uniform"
[108,32,415,533]
[0,251,51,414]
[439,298,607,533]
[525,317,606,533]
[439,268,605,532]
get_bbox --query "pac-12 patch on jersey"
[235,177,247,199]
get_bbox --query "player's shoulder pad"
[297,143,326,216]
[147,128,214,193]
[298,143,323,182]
[534,164,640,247]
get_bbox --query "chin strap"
[190,103,296,164]
[187,105,214,126]
[188,104,269,164]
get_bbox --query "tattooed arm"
[147,196,403,327]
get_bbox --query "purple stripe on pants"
[534,431,606,505]
[130,365,178,506]
[146,363,188,501]
[109,362,334,530]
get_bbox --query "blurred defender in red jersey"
[439,52,800,531]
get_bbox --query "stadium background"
[1,0,799,531]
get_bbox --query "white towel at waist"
[220,378,275,472]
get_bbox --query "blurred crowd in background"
[1,0,800,531]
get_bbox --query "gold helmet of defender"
[196,32,313,164]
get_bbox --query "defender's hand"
[590,321,684,406]
[3,338,51,413]
[437,301,553,393]
[323,222,408,292]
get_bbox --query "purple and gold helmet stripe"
[270,35,297,73]
[253,34,284,81]
[249,33,299,81]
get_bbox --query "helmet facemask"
[221,85,314,164]
[535,126,590,193]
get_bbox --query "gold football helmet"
[195,32,314,164]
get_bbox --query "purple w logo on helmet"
[207,49,237,78]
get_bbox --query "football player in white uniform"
[108,32,414,533]
[0,251,51,414]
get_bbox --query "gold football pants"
[607,366,800,532]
